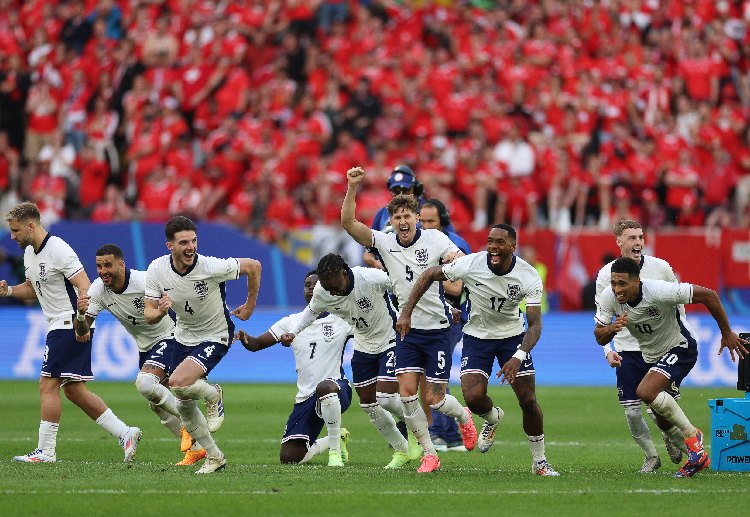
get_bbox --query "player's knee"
[172,383,194,399]
[315,380,339,398]
[135,372,160,400]
[168,373,191,389]
[636,385,656,404]
[279,445,304,464]
[62,381,84,402]
[516,392,537,413]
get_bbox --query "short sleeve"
[594,267,610,308]
[371,229,386,252]
[86,279,105,318]
[442,254,472,283]
[269,314,295,342]
[308,286,328,316]
[360,267,391,293]
[523,271,544,307]
[594,291,616,326]
[434,231,460,262]
[144,261,162,300]
[203,256,240,282]
[55,240,85,280]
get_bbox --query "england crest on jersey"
[323,323,334,341]
[415,248,429,265]
[39,263,47,280]
[645,306,661,319]
[194,280,209,299]
[132,297,145,313]
[507,284,522,302]
[357,296,373,313]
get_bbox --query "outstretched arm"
[692,286,748,361]
[0,279,38,301]
[235,330,277,352]
[395,265,447,338]
[232,258,262,321]
[341,167,375,247]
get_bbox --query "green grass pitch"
[1,381,748,516]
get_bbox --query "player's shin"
[402,395,437,456]
[149,404,182,437]
[430,393,470,423]
[624,406,658,458]
[136,373,179,417]
[177,399,221,458]
[95,408,129,439]
[362,403,408,452]
[319,393,342,452]
[300,437,330,464]
[648,391,695,438]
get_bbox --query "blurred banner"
[1,309,748,387]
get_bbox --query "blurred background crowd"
[3,0,750,244]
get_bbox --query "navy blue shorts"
[282,379,352,445]
[616,351,681,407]
[460,333,534,380]
[41,328,95,382]
[138,338,180,376]
[171,341,229,375]
[395,327,452,383]
[350,345,397,388]
[649,341,698,391]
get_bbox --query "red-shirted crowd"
[3,0,750,241]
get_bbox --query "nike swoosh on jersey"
[388,249,402,253]
[474,282,484,286]
[163,288,172,291]
[106,303,115,308]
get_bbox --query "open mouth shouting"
[488,250,502,268]
[398,223,411,241]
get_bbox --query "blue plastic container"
[708,393,750,471]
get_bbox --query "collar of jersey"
[317,312,330,320]
[627,282,644,307]
[487,254,516,276]
[396,229,421,248]
[111,269,131,295]
[170,254,198,276]
[639,255,645,268]
[35,233,52,255]
[342,268,355,296]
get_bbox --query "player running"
[144,216,261,474]
[75,243,205,466]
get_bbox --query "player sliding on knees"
[144,216,261,474]
[277,254,422,469]
[75,243,205,466]
[341,166,476,474]
[235,270,352,467]
[396,224,560,476]
[595,257,748,478]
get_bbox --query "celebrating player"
[236,270,353,466]
[279,253,422,468]
[144,216,261,474]
[594,220,687,473]
[74,243,205,466]
[595,257,748,477]
[3,202,141,464]
[341,166,476,474]
[397,224,560,476]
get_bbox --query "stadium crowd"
[3,0,750,241]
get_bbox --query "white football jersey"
[292,267,396,354]
[595,255,685,352]
[269,312,352,403]
[87,269,175,352]
[371,228,459,330]
[443,253,542,340]
[24,234,87,330]
[595,278,697,363]
[144,254,240,347]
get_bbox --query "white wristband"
[5,285,12,297]
[512,350,527,361]
[76,312,86,322]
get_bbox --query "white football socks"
[177,399,220,458]
[624,406,658,458]
[300,437,329,464]
[479,406,501,425]
[362,402,408,452]
[649,391,695,439]
[95,408,128,439]
[319,393,342,453]
[528,434,547,463]
[430,393,469,423]
[38,420,59,457]
[402,395,436,456]
[376,392,405,419]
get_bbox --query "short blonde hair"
[613,219,642,237]
[5,201,41,224]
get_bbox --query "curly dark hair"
[316,253,348,281]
